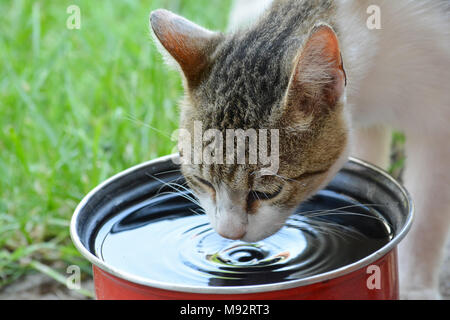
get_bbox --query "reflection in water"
[94,190,393,287]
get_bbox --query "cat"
[149,0,450,299]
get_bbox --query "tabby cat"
[150,0,450,299]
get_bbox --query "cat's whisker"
[165,181,192,194]
[123,113,173,140]
[189,208,205,216]
[170,189,201,206]
[299,203,388,217]
[306,218,364,241]
[165,182,202,205]
[152,169,183,177]
[270,173,302,185]
[299,223,350,241]
[153,189,201,208]
[145,172,185,195]
[271,220,348,242]
[175,192,201,206]
[306,210,391,227]
[145,172,184,188]
[146,173,202,207]
[288,214,364,240]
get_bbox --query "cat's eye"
[247,187,282,207]
[194,176,215,191]
[294,169,329,181]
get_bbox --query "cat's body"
[150,0,450,299]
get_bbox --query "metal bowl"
[71,155,413,300]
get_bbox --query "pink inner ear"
[151,10,208,79]
[293,24,346,106]
[313,27,346,99]
[312,26,341,63]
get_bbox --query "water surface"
[94,190,393,287]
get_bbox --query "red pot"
[71,155,413,300]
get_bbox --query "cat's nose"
[215,205,248,240]
[217,229,246,240]
[216,223,247,240]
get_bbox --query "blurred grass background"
[0,0,232,295]
[0,0,406,298]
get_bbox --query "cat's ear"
[283,24,346,117]
[150,9,223,88]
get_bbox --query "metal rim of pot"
[70,154,414,295]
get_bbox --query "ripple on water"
[94,190,393,287]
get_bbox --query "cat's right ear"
[150,9,223,88]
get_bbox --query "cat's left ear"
[283,24,346,116]
[150,9,224,88]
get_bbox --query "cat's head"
[150,9,350,242]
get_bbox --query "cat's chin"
[240,232,276,244]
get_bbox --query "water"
[94,190,393,287]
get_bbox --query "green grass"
[0,0,232,291]
[390,132,406,179]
